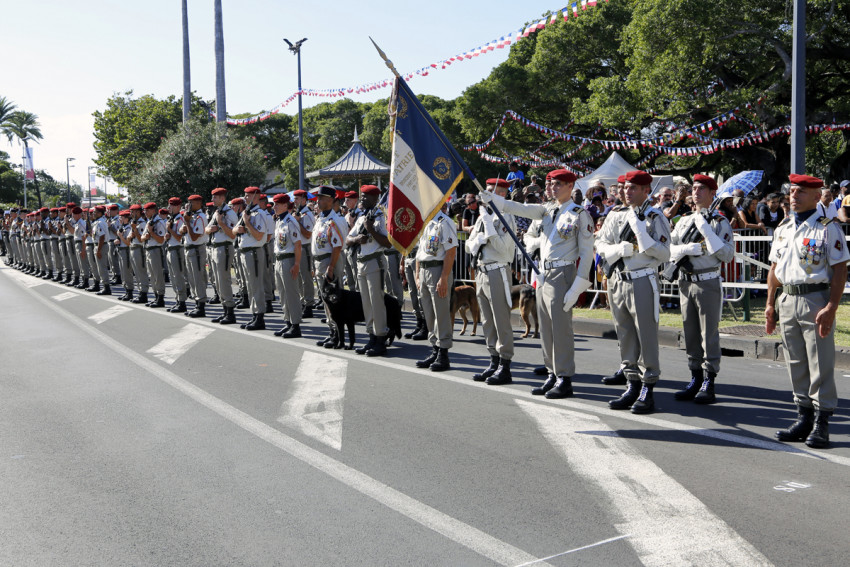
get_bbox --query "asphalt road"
[2,264,849,566]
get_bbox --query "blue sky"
[1,0,562,188]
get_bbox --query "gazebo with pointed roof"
[306,128,390,184]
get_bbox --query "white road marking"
[5,269,43,287]
[87,305,131,324]
[53,291,78,302]
[18,283,546,567]
[277,351,347,450]
[146,323,214,364]
[516,400,774,567]
[512,534,630,566]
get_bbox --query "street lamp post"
[790,0,806,173]
[66,157,76,204]
[284,37,308,191]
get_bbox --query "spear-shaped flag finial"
[369,37,401,78]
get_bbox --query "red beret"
[39,207,49,213]
[158,208,168,215]
[143,202,157,210]
[95,205,106,212]
[486,179,511,188]
[72,207,83,214]
[625,170,653,186]
[188,194,203,201]
[333,190,345,200]
[244,186,260,194]
[168,197,182,206]
[206,202,215,207]
[49,208,59,212]
[344,191,358,199]
[230,197,246,206]
[108,204,119,210]
[788,174,823,189]
[129,204,142,211]
[119,210,131,217]
[58,207,67,212]
[692,174,717,191]
[292,189,307,197]
[272,193,291,204]
[360,185,380,195]
[617,175,626,184]
[211,187,227,196]
[66,202,77,207]
[549,169,577,184]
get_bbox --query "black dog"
[320,277,403,350]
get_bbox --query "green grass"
[575,294,850,347]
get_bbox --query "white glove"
[478,190,494,204]
[465,234,485,257]
[619,241,634,258]
[563,277,592,312]
[669,242,702,263]
[523,232,541,254]
[480,214,497,238]
[628,213,655,252]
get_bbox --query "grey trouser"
[108,241,119,278]
[476,264,515,361]
[777,289,838,411]
[117,247,133,290]
[418,264,453,349]
[130,246,149,292]
[210,244,235,308]
[357,257,387,337]
[167,247,189,302]
[9,236,20,263]
[94,245,110,284]
[239,247,266,314]
[679,277,722,374]
[234,245,247,295]
[75,241,90,278]
[86,243,98,281]
[314,253,344,332]
[39,240,51,271]
[274,255,302,324]
[184,245,208,302]
[383,251,404,301]
[51,239,63,273]
[539,264,577,376]
[405,258,423,319]
[145,245,166,295]
[299,248,314,304]
[344,248,359,291]
[610,272,661,383]
[65,237,79,276]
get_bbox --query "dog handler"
[480,169,595,398]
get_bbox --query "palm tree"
[214,0,226,127]
[2,110,44,207]
[0,96,17,127]
[181,0,191,124]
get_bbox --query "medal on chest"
[800,237,822,273]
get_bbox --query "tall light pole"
[87,166,96,208]
[66,157,76,203]
[790,0,806,173]
[284,37,308,190]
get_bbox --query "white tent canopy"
[574,152,674,194]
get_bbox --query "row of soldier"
[4,169,846,448]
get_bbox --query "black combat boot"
[776,405,815,442]
[218,306,237,325]
[96,285,112,296]
[131,291,148,304]
[241,314,257,329]
[533,366,549,376]
[53,272,63,282]
[405,317,426,339]
[149,294,165,308]
[473,355,500,382]
[805,410,832,449]
[274,322,292,337]
[65,274,76,286]
[186,302,206,318]
[168,301,187,313]
[245,313,265,331]
[42,270,53,280]
[283,324,302,339]
[674,368,704,401]
[609,380,642,410]
[531,374,557,395]
[630,382,655,414]
[86,281,100,293]
[235,296,249,309]
[601,367,627,386]
[302,305,313,319]
[366,336,388,357]
[410,321,428,341]
[318,329,337,347]
[430,348,450,372]
[208,294,221,305]
[486,359,512,386]
[545,375,574,398]
[694,372,717,405]
[119,290,133,302]
[266,300,274,313]
[356,334,376,355]
[416,346,439,368]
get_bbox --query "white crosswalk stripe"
[277,351,348,450]
[146,323,215,364]
[517,400,774,567]
[53,291,79,302]
[88,305,132,324]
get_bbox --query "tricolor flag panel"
[24,147,35,180]
[387,77,467,254]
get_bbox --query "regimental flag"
[387,77,469,254]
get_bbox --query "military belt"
[358,251,383,263]
[616,267,655,281]
[167,246,183,251]
[383,249,400,256]
[315,253,331,261]
[782,283,829,296]
[183,244,202,250]
[477,262,506,273]
[420,260,443,268]
[275,253,294,260]
[543,259,571,270]
[210,241,233,248]
[680,269,721,283]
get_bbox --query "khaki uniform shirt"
[769,214,850,285]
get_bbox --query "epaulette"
[817,216,833,226]
[682,210,695,216]
[568,202,584,214]
[778,216,793,227]
[647,211,659,219]
[612,205,626,212]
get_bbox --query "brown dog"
[450,284,479,336]
[511,284,539,338]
